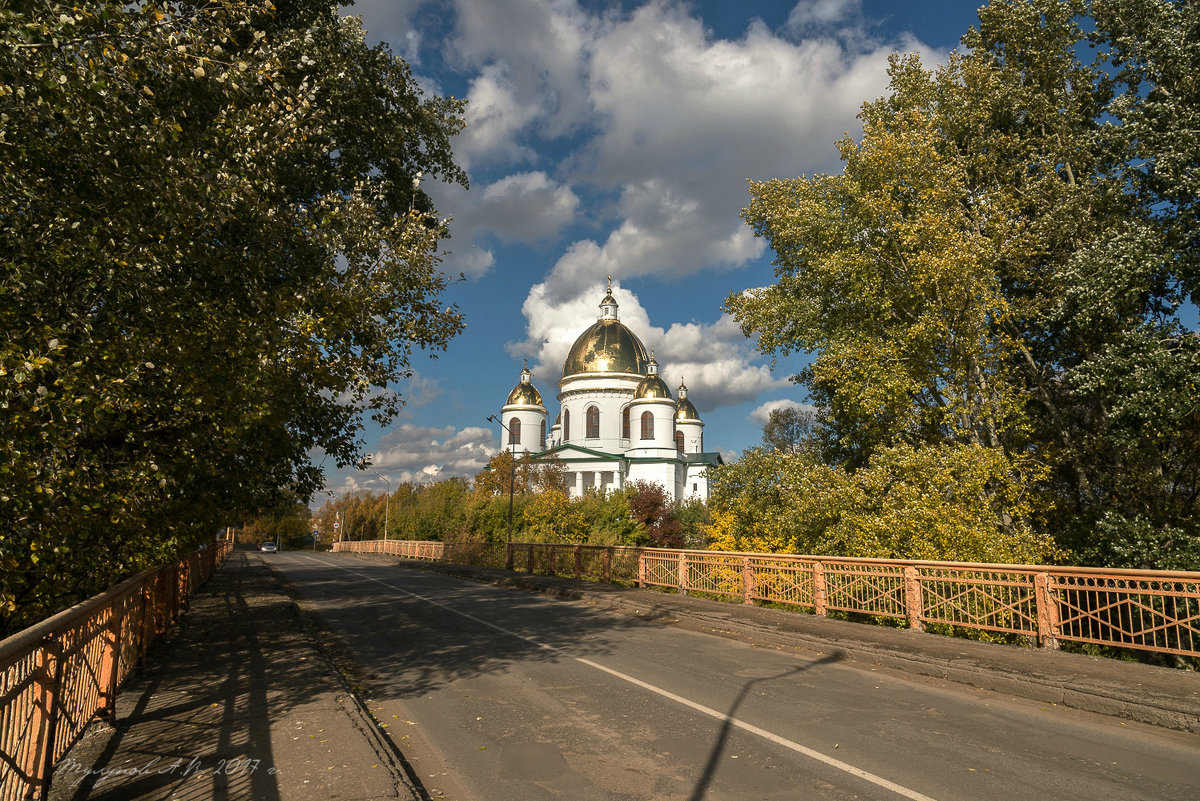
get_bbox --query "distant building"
[497,281,721,502]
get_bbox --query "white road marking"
[299,554,940,801]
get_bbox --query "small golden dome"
[634,374,672,400]
[676,397,699,421]
[506,365,543,406]
[562,319,650,378]
[506,382,543,406]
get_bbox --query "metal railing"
[335,539,1200,658]
[0,541,233,801]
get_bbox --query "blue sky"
[322,0,989,498]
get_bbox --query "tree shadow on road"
[288,556,704,703]
[686,655,844,801]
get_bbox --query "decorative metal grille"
[919,569,1038,635]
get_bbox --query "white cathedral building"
[496,283,722,502]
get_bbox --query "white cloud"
[457,65,543,167]
[536,0,921,299]
[341,0,426,62]
[749,398,815,426]
[508,280,785,413]
[447,0,596,141]
[785,0,859,34]
[443,244,495,279]
[437,171,579,245]
[352,424,498,490]
[431,171,579,278]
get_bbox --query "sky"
[320,0,990,500]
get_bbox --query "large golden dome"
[562,318,650,377]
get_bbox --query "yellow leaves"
[710,444,1055,565]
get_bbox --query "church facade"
[497,283,721,502]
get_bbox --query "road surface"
[266,552,1200,801]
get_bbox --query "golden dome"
[634,374,672,400]
[506,382,543,406]
[505,365,543,406]
[676,397,699,420]
[562,319,650,378]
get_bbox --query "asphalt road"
[266,552,1200,801]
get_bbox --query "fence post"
[27,637,64,800]
[812,561,827,616]
[574,544,583,579]
[97,602,125,718]
[505,542,514,572]
[602,548,612,583]
[742,556,755,605]
[677,553,689,595]
[904,566,924,632]
[637,550,646,588]
[137,581,152,666]
[1034,572,1061,649]
[527,544,535,574]
[548,546,557,576]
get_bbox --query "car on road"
[260,542,278,553]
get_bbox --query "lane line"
[298,555,940,801]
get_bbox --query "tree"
[241,493,311,549]
[726,0,1199,568]
[0,0,467,632]
[706,445,1057,563]
[627,481,683,549]
[760,406,816,455]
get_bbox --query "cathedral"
[497,282,722,502]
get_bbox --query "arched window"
[640,411,654,441]
[539,420,546,449]
[675,431,684,453]
[586,405,600,438]
[563,408,570,440]
[508,417,521,446]
[622,406,631,439]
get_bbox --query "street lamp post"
[487,414,517,571]
[324,489,346,544]
[373,470,391,541]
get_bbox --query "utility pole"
[373,470,391,541]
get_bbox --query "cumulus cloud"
[442,244,496,279]
[536,1,921,300]
[749,398,815,426]
[435,171,579,245]
[447,0,596,140]
[508,280,785,413]
[457,65,543,167]
[342,0,426,62]
[350,424,498,491]
[431,171,580,278]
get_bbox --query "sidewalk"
[347,552,1200,735]
[49,550,419,801]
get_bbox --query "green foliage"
[241,494,311,549]
[0,0,466,632]
[726,0,1200,569]
[760,406,816,455]
[707,445,1058,564]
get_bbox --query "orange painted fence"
[0,541,232,801]
[336,539,1200,659]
